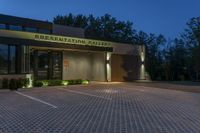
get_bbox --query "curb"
[0,89,11,92]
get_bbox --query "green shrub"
[68,80,78,85]
[41,80,49,86]
[82,80,89,85]
[46,80,53,86]
[0,79,1,89]
[16,78,30,88]
[23,78,30,88]
[2,78,9,89]
[65,79,89,85]
[33,81,43,87]
[65,79,79,85]
[17,78,24,88]
[72,80,77,84]
[9,79,18,90]
[32,79,89,87]
[62,80,69,86]
[76,79,82,84]
[48,80,62,86]
[68,80,73,85]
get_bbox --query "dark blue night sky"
[0,0,199,38]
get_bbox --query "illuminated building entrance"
[0,14,146,88]
[30,49,62,80]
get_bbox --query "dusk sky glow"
[0,0,200,38]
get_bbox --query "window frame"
[0,23,6,30]
[9,25,23,31]
[0,44,17,74]
[24,27,38,33]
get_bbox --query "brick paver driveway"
[0,82,200,133]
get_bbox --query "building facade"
[0,14,146,85]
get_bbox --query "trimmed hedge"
[48,80,63,86]
[1,78,30,90]
[9,79,18,90]
[33,81,43,87]
[2,78,9,89]
[33,79,89,87]
[0,78,89,89]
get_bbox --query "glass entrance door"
[51,52,62,79]
[37,51,49,80]
[31,50,62,80]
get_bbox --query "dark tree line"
[53,14,200,81]
[54,13,135,43]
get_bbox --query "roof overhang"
[0,30,113,52]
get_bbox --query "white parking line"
[15,91,57,109]
[58,88,111,100]
[135,89,145,92]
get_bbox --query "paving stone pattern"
[0,83,200,133]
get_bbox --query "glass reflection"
[10,45,16,73]
[0,44,8,74]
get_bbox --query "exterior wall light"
[106,59,110,64]
[141,52,145,62]
[140,45,146,80]
[106,52,111,82]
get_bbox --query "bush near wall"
[0,78,89,89]
[0,78,30,90]
[2,78,9,89]
[33,79,89,87]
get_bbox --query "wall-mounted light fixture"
[106,59,110,64]
[106,52,111,82]
[141,61,145,64]
[141,51,145,62]
[140,45,146,80]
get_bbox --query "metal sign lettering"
[0,29,112,48]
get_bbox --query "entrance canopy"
[0,29,113,52]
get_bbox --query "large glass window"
[9,45,16,73]
[0,24,6,29]
[52,52,62,79]
[38,29,51,34]
[9,25,22,31]
[25,27,37,33]
[30,49,34,73]
[0,44,8,74]
[37,51,49,80]
[0,44,16,74]
[21,46,30,73]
